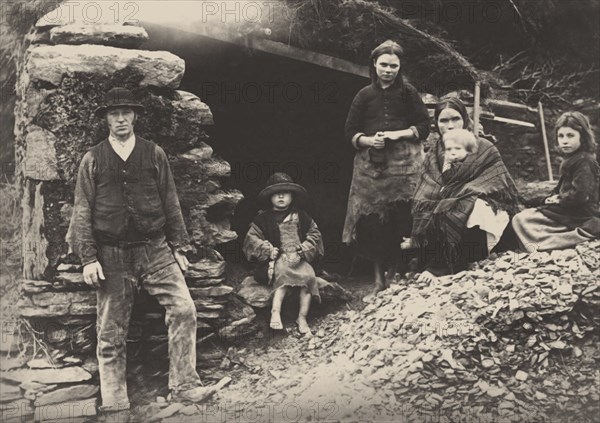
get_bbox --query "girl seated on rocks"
[243,172,323,336]
[512,111,600,251]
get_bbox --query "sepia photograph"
[0,0,599,421]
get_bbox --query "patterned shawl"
[411,137,519,252]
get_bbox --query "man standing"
[68,87,213,418]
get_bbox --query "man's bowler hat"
[94,87,145,117]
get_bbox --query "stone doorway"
[144,22,367,274]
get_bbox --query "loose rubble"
[214,241,600,423]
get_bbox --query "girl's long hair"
[433,97,473,135]
[370,40,404,88]
[554,111,596,154]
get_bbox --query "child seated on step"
[243,172,323,336]
[512,111,600,252]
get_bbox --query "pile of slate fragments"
[4,240,598,422]
[213,240,599,423]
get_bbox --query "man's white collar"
[109,134,135,145]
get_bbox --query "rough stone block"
[28,45,185,88]
[518,180,557,207]
[188,286,234,298]
[186,277,224,288]
[34,398,97,421]
[50,24,148,48]
[186,260,225,279]
[30,292,95,308]
[189,208,239,246]
[178,144,214,162]
[0,398,34,422]
[194,302,226,312]
[237,277,271,309]
[56,264,82,273]
[36,3,141,26]
[23,126,60,181]
[36,384,98,406]
[217,316,258,343]
[18,291,96,317]
[3,367,92,384]
[55,272,84,284]
[0,383,22,403]
[236,276,352,309]
[174,91,214,126]
[317,278,353,303]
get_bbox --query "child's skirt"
[512,208,594,252]
[272,218,320,301]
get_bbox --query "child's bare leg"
[270,286,287,330]
[296,287,312,336]
[385,261,397,287]
[373,260,386,294]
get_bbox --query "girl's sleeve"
[558,161,598,206]
[243,223,273,262]
[408,86,431,141]
[299,219,325,263]
[345,89,367,149]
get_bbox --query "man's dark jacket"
[68,136,189,265]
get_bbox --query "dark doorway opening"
[145,24,367,275]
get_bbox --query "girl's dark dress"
[342,79,430,262]
[512,151,600,251]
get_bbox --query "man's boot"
[172,377,232,403]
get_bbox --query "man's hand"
[270,246,280,260]
[174,250,189,272]
[83,261,105,288]
[544,195,560,205]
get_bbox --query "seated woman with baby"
[409,98,599,283]
[410,97,521,282]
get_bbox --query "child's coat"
[243,208,323,300]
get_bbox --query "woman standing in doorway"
[343,40,430,294]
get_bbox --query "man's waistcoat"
[91,137,165,239]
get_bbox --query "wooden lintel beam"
[250,38,369,78]
[147,21,369,78]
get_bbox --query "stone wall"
[2,8,250,420]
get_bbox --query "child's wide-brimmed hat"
[94,87,145,117]
[257,172,307,203]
